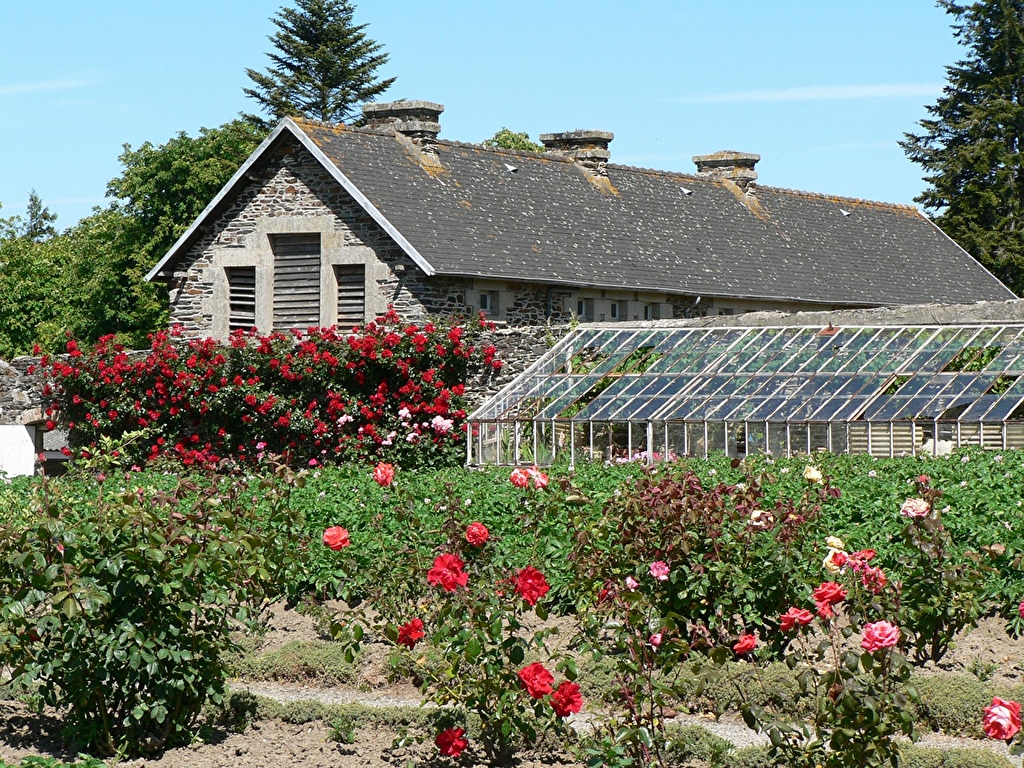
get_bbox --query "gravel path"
[230,680,1017,759]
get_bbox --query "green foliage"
[913,674,995,737]
[0,120,263,358]
[900,0,1024,295]
[228,639,359,685]
[0,449,303,756]
[107,119,266,271]
[244,0,395,124]
[482,128,545,153]
[0,758,106,768]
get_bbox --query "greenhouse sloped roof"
[471,324,1024,424]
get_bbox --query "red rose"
[527,465,548,489]
[427,554,468,592]
[397,618,425,649]
[465,522,489,547]
[733,633,757,655]
[816,601,834,620]
[435,727,468,757]
[322,526,350,550]
[551,681,583,717]
[510,468,530,488]
[983,697,1022,740]
[518,662,554,698]
[779,607,814,631]
[812,582,847,605]
[861,566,887,594]
[373,462,395,487]
[861,620,900,653]
[514,566,550,606]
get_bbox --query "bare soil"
[2,606,1021,767]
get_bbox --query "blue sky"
[0,1,961,227]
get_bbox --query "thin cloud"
[675,83,943,104]
[0,78,97,97]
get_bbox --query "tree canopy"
[901,0,1024,295]
[244,0,395,125]
[0,120,267,359]
[482,128,545,153]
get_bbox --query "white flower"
[464,498,472,507]
[781,467,791,475]
[960,481,969,488]
[826,536,845,550]
[961,455,971,463]
[868,470,877,477]
[709,468,717,476]
[995,455,1004,463]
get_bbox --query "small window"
[577,300,585,317]
[479,291,499,315]
[226,267,257,332]
[643,304,652,321]
[610,302,619,320]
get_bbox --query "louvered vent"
[271,233,321,329]
[225,267,257,332]
[334,265,366,327]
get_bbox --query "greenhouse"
[468,323,1024,465]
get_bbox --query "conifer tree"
[901,0,1024,295]
[244,0,395,125]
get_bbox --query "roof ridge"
[753,184,920,212]
[294,117,922,212]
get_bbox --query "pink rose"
[1018,600,1024,620]
[649,632,663,648]
[625,576,639,591]
[373,462,395,487]
[900,497,930,518]
[983,697,1022,740]
[649,561,670,581]
[510,468,530,488]
[861,620,900,653]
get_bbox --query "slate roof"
[149,118,1016,307]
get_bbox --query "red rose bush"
[42,310,501,470]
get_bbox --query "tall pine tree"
[244,0,395,125]
[902,0,1024,295]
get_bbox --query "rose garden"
[4,316,1024,767]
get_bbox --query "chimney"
[539,130,614,176]
[692,151,760,191]
[362,100,444,149]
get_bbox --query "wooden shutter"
[334,265,366,327]
[225,267,256,332]
[271,233,321,329]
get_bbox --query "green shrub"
[717,745,776,768]
[939,748,1016,768]
[229,640,359,685]
[663,723,733,765]
[914,675,994,737]
[0,454,302,756]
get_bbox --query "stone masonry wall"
[168,135,428,336]
[0,357,45,426]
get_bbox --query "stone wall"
[168,135,428,337]
[0,357,44,426]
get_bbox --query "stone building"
[145,100,1015,340]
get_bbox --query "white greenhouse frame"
[467,324,1024,466]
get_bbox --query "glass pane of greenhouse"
[468,323,1024,466]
